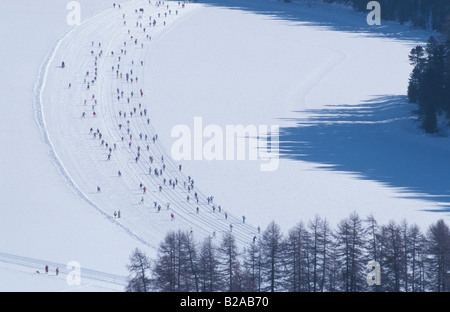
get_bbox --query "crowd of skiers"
[63,0,259,249]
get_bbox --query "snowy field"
[1,0,449,291]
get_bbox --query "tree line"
[306,0,450,32]
[408,37,450,133]
[125,214,450,292]
[302,0,450,134]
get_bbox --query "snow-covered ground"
[1,0,449,291]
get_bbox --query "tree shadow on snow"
[197,0,434,43]
[278,95,450,213]
[192,0,448,212]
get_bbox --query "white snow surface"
[1,0,449,291]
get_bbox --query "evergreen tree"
[426,219,450,292]
[408,46,426,104]
[365,214,382,292]
[152,230,197,292]
[335,213,367,292]
[319,219,334,292]
[378,221,405,291]
[398,0,412,25]
[418,37,446,132]
[283,222,311,292]
[242,240,263,292]
[260,221,284,292]
[218,231,242,291]
[198,236,222,292]
[307,216,323,292]
[408,37,449,133]
[443,39,450,118]
[185,232,200,292]
[125,248,152,292]
[407,224,427,292]
[152,232,177,291]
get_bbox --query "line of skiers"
[69,2,260,242]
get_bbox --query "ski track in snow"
[0,252,127,289]
[32,3,180,252]
[33,18,157,251]
[37,0,260,251]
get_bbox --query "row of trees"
[316,1,450,134]
[314,0,450,32]
[408,37,450,133]
[125,214,450,292]
[284,1,450,133]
